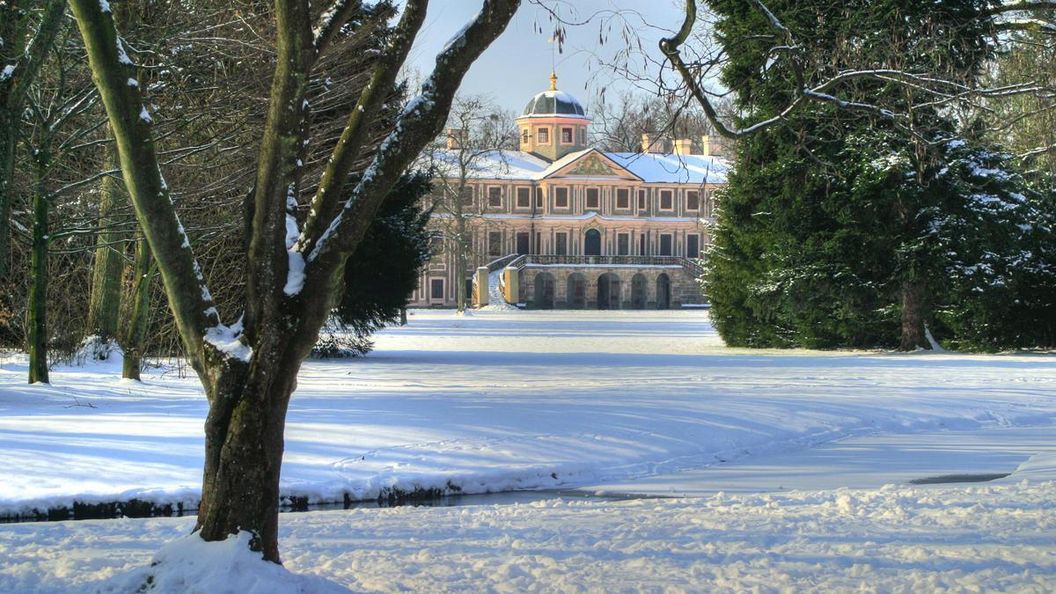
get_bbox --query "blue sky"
[404,1,686,114]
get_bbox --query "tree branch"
[5,0,67,105]
[68,0,223,372]
[298,0,425,259]
[312,0,366,56]
[297,0,520,342]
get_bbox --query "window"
[430,278,445,300]
[537,128,549,144]
[617,233,630,256]
[459,186,473,206]
[639,234,646,255]
[687,234,700,258]
[535,187,543,208]
[521,128,529,145]
[659,234,673,256]
[686,190,700,211]
[561,127,573,144]
[586,188,600,209]
[516,232,530,255]
[555,187,569,208]
[616,188,630,210]
[488,231,503,257]
[555,232,568,256]
[660,190,673,210]
[584,229,601,256]
[516,187,530,208]
[637,189,647,211]
[488,186,502,208]
[578,128,587,145]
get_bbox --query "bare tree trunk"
[455,219,468,312]
[86,157,126,343]
[0,110,15,280]
[27,155,49,384]
[0,0,67,279]
[121,233,153,380]
[196,355,299,562]
[899,279,930,351]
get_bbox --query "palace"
[410,75,728,310]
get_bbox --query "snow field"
[1,309,1055,515]
[1,481,1054,593]
[1,309,1055,591]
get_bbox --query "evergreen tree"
[325,173,433,356]
[931,142,1056,349]
[702,0,1055,350]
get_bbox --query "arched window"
[584,229,601,256]
[656,273,671,309]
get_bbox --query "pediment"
[546,150,642,181]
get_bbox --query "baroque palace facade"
[409,76,728,309]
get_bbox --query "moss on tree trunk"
[27,156,49,384]
[121,234,153,380]
[86,155,127,343]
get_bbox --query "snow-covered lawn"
[3,481,1055,593]
[1,309,1055,592]
[2,309,1054,513]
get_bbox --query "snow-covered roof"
[606,152,728,185]
[429,149,550,180]
[430,148,728,185]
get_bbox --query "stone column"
[555,271,568,307]
[503,266,520,305]
[474,267,490,307]
[620,271,633,309]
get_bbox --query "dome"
[522,90,587,117]
[520,73,588,118]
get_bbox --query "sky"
[404,1,687,115]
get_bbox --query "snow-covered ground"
[2,481,1055,593]
[2,309,1054,514]
[2,309,1055,592]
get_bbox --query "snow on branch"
[301,0,519,308]
[68,0,224,365]
[312,0,368,56]
[659,0,1056,139]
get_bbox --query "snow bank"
[90,532,349,594]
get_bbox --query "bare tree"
[68,0,520,565]
[0,0,66,279]
[426,95,516,312]
[589,91,731,153]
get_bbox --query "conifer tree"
[328,172,432,355]
[702,0,1056,350]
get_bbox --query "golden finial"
[549,72,558,91]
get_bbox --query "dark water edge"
[909,473,1010,485]
[0,489,650,525]
[4,472,1011,525]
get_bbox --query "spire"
[549,72,558,91]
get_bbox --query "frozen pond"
[580,424,1056,496]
